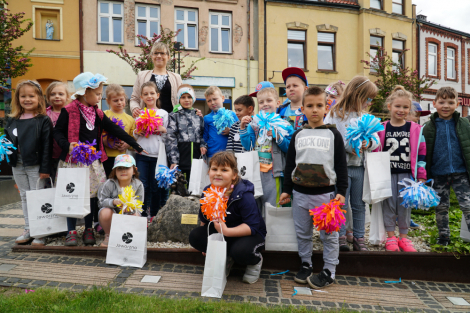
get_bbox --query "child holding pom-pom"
[102,84,136,178]
[279,86,348,289]
[4,80,53,246]
[324,76,379,252]
[373,86,426,252]
[134,81,168,217]
[97,154,144,247]
[54,73,145,247]
[133,81,168,218]
[189,151,266,284]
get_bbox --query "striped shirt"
[226,121,245,153]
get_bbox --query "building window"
[392,40,405,70]
[447,47,456,79]
[370,35,383,72]
[287,30,306,69]
[370,0,382,10]
[98,1,123,44]
[428,43,438,76]
[175,8,198,50]
[392,0,403,14]
[135,5,160,44]
[209,12,232,53]
[317,32,335,71]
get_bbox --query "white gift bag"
[106,214,147,268]
[156,138,168,167]
[235,151,264,199]
[461,216,470,243]
[54,166,91,218]
[26,178,68,237]
[369,202,386,245]
[188,158,211,196]
[265,203,298,251]
[363,152,392,204]
[201,222,227,298]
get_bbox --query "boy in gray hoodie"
[279,87,348,289]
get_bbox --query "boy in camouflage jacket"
[165,85,207,182]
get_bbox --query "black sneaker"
[307,269,335,289]
[437,236,450,246]
[294,262,312,284]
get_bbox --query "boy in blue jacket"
[240,85,294,214]
[203,86,238,158]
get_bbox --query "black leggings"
[67,197,98,231]
[189,223,265,266]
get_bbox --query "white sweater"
[134,108,169,158]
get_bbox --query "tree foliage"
[0,0,34,92]
[106,26,203,80]
[361,46,435,113]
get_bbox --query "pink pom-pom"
[309,199,346,233]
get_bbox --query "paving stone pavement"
[1,201,470,312]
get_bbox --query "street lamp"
[174,42,182,74]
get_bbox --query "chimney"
[417,14,427,22]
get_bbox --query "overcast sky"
[412,0,470,34]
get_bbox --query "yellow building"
[257,0,415,100]
[9,0,80,96]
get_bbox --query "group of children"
[4,52,470,288]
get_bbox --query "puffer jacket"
[165,107,207,171]
[4,115,53,174]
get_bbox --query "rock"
[147,195,200,244]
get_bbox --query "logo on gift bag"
[123,257,128,262]
[122,232,133,244]
[66,183,75,193]
[47,226,52,231]
[41,203,52,214]
[240,166,246,176]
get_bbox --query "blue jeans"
[339,166,366,238]
[135,154,168,217]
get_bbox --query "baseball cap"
[282,67,308,86]
[249,81,275,97]
[412,101,431,116]
[113,154,136,169]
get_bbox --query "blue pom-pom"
[0,134,16,163]
[155,165,178,189]
[345,114,384,156]
[213,108,237,135]
[252,112,293,145]
[399,178,441,210]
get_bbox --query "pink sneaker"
[385,236,400,252]
[398,238,417,252]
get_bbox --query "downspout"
[417,22,420,78]
[264,0,267,81]
[79,0,84,73]
[247,0,250,95]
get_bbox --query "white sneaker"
[15,229,32,244]
[31,238,45,246]
[242,256,263,284]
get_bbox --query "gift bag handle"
[36,177,54,190]
[207,221,225,241]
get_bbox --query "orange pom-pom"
[309,199,346,233]
[200,185,228,222]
